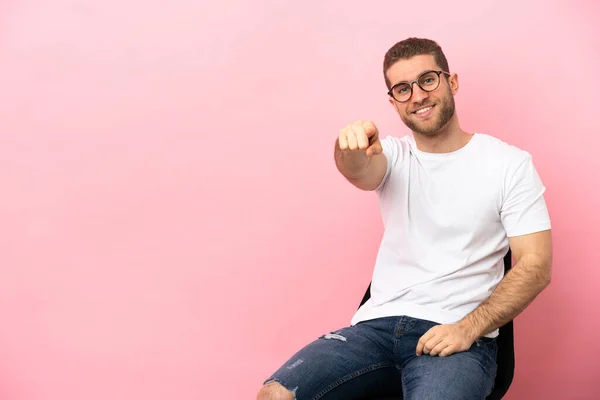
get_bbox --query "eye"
[419,71,439,87]
[394,84,410,94]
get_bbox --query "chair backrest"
[357,249,514,400]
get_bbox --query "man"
[257,37,552,400]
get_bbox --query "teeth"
[415,106,432,114]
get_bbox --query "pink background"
[0,0,598,399]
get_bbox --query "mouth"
[412,104,435,118]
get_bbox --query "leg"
[401,337,497,399]
[388,316,497,400]
[258,317,403,400]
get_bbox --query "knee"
[256,381,295,400]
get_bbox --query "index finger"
[361,121,378,137]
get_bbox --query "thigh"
[401,337,498,400]
[263,319,402,400]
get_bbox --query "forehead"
[387,54,440,84]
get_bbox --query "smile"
[413,105,435,117]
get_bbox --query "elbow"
[541,264,552,289]
[545,271,552,287]
[527,252,552,290]
[541,275,551,290]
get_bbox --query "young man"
[257,38,552,400]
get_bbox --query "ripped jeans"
[263,316,497,400]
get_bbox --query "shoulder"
[472,133,533,166]
[472,134,545,198]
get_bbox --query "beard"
[401,89,456,136]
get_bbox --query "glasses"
[387,70,451,103]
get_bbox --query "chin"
[416,129,442,137]
[407,118,442,136]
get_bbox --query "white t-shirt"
[350,133,551,338]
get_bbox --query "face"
[386,54,458,137]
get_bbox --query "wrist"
[457,318,482,342]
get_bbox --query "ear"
[449,73,459,95]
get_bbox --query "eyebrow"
[392,69,434,86]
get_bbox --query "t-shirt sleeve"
[374,136,401,192]
[500,153,551,237]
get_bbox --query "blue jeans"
[264,316,497,400]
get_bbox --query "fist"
[338,120,383,157]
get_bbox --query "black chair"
[357,249,515,400]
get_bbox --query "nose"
[410,83,429,104]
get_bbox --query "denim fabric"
[264,316,497,400]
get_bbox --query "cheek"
[398,105,410,117]
[391,102,408,117]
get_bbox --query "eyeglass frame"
[387,70,452,103]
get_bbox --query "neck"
[412,114,471,154]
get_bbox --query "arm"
[458,153,553,338]
[334,120,387,191]
[458,229,552,339]
[417,229,552,357]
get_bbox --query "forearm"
[458,254,551,339]
[334,139,372,180]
